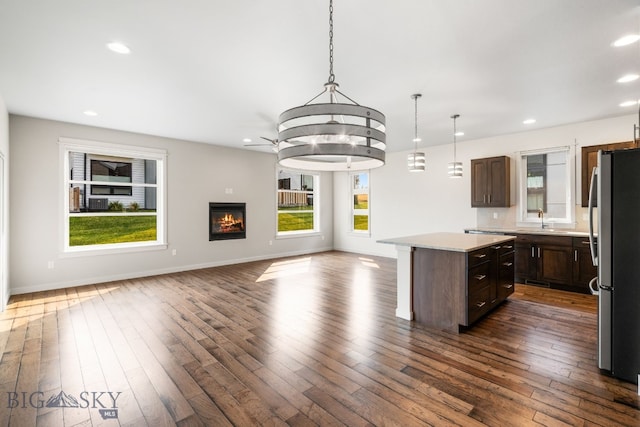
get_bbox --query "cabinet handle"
[483,194,487,203]
[488,194,492,203]
[474,254,487,259]
[476,301,486,308]
[503,245,513,249]
[502,262,513,267]
[582,241,591,245]
[491,246,501,250]
[574,249,578,262]
[503,284,514,289]
[531,247,535,258]
[537,247,541,258]
[474,274,487,281]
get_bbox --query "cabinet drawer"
[498,241,515,256]
[468,262,491,294]
[468,285,491,324]
[468,246,493,268]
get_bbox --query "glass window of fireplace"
[277,169,319,235]
[61,137,167,254]
[517,145,574,227]
[350,171,369,234]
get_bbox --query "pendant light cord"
[451,114,460,162]
[328,0,335,84]
[412,94,421,154]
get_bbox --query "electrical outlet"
[268,240,273,246]
[172,249,177,256]
[493,212,498,219]
[47,261,54,269]
[225,188,233,194]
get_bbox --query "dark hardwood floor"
[1,251,639,426]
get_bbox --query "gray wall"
[9,115,333,294]
[0,96,8,308]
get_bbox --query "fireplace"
[209,202,246,241]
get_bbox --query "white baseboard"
[10,246,334,296]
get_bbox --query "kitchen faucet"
[537,208,545,229]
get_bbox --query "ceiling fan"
[244,136,279,151]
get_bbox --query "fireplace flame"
[215,212,244,233]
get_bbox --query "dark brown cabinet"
[572,236,598,293]
[471,156,510,207]
[514,234,573,286]
[467,242,515,325]
[412,238,516,332]
[513,233,596,293]
[581,140,636,207]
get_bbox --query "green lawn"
[278,212,314,232]
[70,215,157,246]
[354,215,369,231]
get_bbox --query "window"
[90,159,132,195]
[350,172,369,233]
[277,169,319,235]
[60,137,167,253]
[518,146,574,226]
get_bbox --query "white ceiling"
[0,0,639,153]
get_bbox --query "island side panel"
[395,245,414,320]
[412,247,467,332]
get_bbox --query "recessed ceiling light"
[106,42,131,54]
[523,118,536,125]
[619,100,639,107]
[242,138,252,143]
[83,110,98,117]
[454,131,464,137]
[612,34,640,47]
[617,74,639,83]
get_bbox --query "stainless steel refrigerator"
[589,148,640,384]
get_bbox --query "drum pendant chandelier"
[276,0,386,171]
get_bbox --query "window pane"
[277,212,314,232]
[277,170,317,233]
[69,215,157,246]
[353,194,368,210]
[64,141,165,251]
[353,215,369,231]
[521,148,571,223]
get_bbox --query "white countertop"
[377,232,516,253]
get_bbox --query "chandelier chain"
[328,0,335,83]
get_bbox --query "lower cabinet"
[514,233,597,293]
[412,239,515,332]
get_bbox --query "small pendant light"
[408,94,425,172]
[448,114,463,178]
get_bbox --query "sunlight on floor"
[256,257,312,282]
[0,284,121,333]
[358,257,379,269]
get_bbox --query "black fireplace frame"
[209,202,246,241]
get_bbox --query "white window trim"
[59,137,168,255]
[349,171,371,236]
[276,168,320,237]
[516,145,575,228]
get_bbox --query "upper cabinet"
[471,156,511,207]
[581,140,637,207]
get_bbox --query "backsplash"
[476,205,595,232]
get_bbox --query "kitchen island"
[378,232,516,332]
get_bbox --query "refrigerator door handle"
[588,276,599,295]
[588,165,598,267]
